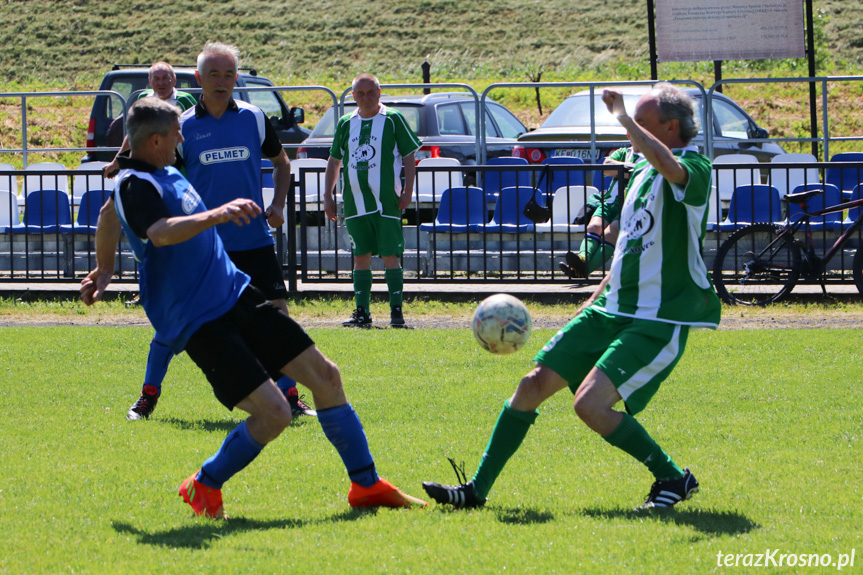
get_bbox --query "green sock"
[352,269,372,311]
[586,240,615,273]
[384,267,403,308]
[603,413,683,480]
[471,400,539,500]
[578,233,600,263]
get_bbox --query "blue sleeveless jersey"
[178,101,274,251]
[114,166,250,353]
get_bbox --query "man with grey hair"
[124,42,314,423]
[323,72,421,328]
[423,82,720,511]
[103,62,196,178]
[82,96,427,519]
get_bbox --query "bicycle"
[712,188,863,305]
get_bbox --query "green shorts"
[344,212,404,257]
[533,306,689,415]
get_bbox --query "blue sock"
[143,339,173,394]
[317,403,378,487]
[197,420,265,489]
[275,375,297,392]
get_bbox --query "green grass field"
[1,324,860,574]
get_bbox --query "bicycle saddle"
[785,189,823,204]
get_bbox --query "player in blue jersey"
[126,42,314,421]
[81,97,426,518]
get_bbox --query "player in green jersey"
[103,62,197,179]
[423,82,721,510]
[323,73,422,328]
[560,145,641,279]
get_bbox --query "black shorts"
[184,286,314,410]
[227,245,288,301]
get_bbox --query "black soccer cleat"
[636,468,699,510]
[285,386,317,418]
[390,305,406,328]
[558,262,577,278]
[565,251,589,278]
[126,385,160,421]
[422,480,486,509]
[342,307,372,328]
[422,458,486,509]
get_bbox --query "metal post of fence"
[20,96,27,168]
[422,62,431,94]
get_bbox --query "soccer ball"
[472,294,532,355]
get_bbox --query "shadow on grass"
[430,504,554,524]
[158,416,313,434]
[494,506,555,525]
[158,417,238,434]
[112,509,370,549]
[579,507,759,537]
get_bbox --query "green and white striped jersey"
[137,89,197,112]
[594,145,721,328]
[330,105,422,219]
[603,146,642,207]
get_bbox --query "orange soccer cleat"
[348,478,427,509]
[179,471,227,519]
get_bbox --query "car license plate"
[554,148,599,162]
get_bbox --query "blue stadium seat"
[60,189,112,234]
[825,152,863,201]
[473,186,535,233]
[5,189,72,233]
[718,184,782,231]
[843,184,863,226]
[539,157,586,199]
[483,157,531,202]
[419,186,488,233]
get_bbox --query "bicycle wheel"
[712,223,801,306]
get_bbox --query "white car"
[514,86,785,164]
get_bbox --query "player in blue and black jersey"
[126,43,314,421]
[81,97,426,518]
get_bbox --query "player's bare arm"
[575,273,612,317]
[147,198,262,247]
[399,152,416,210]
[265,148,291,228]
[323,156,342,222]
[80,198,122,306]
[602,90,688,186]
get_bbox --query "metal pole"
[714,61,723,93]
[647,0,658,80]
[20,96,27,168]
[422,62,431,95]
[805,0,819,159]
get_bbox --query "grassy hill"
[2,0,861,85]
[0,0,862,167]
